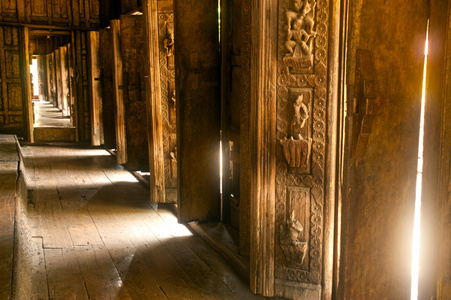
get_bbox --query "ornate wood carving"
[283,0,317,74]
[0,26,26,135]
[158,12,177,202]
[275,0,329,293]
[0,0,100,28]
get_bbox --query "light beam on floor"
[410,20,429,300]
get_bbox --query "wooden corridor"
[14,145,267,300]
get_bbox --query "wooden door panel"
[119,15,149,171]
[99,28,116,149]
[88,31,103,146]
[0,26,27,137]
[175,0,221,222]
[221,0,243,231]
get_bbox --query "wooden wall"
[0,0,100,141]
[340,0,429,299]
[0,0,100,28]
[0,26,27,137]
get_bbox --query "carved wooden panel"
[90,0,99,19]
[158,12,177,202]
[52,0,69,20]
[5,51,19,78]
[0,0,18,22]
[31,0,48,20]
[7,84,22,110]
[0,26,25,135]
[0,0,100,27]
[275,0,330,295]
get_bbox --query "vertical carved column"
[158,11,177,202]
[273,0,338,298]
[143,0,165,202]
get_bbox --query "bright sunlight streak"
[30,58,39,96]
[411,20,429,300]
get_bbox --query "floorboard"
[13,145,271,299]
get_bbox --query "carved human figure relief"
[164,23,175,57]
[285,0,316,59]
[280,93,312,169]
[280,210,308,266]
[291,94,309,139]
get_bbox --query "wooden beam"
[110,20,127,164]
[21,27,34,143]
[249,0,277,296]
[88,31,102,146]
[60,46,69,117]
[143,0,165,202]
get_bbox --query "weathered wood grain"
[143,0,165,203]
[174,0,221,222]
[111,20,127,164]
[14,145,265,299]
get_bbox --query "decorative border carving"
[158,13,177,191]
[275,0,328,286]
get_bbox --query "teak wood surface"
[12,143,267,300]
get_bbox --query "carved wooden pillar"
[249,0,341,298]
[174,0,221,222]
[143,0,165,203]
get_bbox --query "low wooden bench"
[0,134,20,299]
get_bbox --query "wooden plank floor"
[0,135,19,300]
[15,145,269,300]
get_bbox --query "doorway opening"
[29,30,75,142]
[30,58,40,99]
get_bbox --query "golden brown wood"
[98,28,116,149]
[340,0,429,299]
[12,143,266,299]
[111,20,127,164]
[249,0,277,296]
[420,1,450,299]
[21,27,33,142]
[143,0,165,202]
[322,1,342,299]
[174,0,221,222]
[55,48,63,110]
[59,45,69,117]
[88,31,102,146]
[119,15,149,171]
[0,136,18,300]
